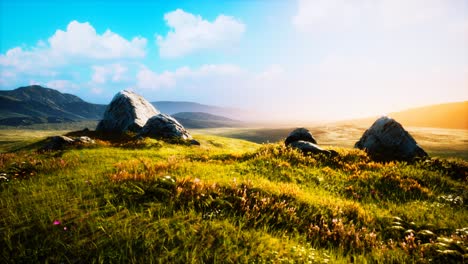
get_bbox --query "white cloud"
[49,21,146,59]
[293,0,366,32]
[0,20,147,72]
[157,9,246,58]
[137,67,177,90]
[45,80,79,92]
[0,70,17,86]
[292,0,460,32]
[91,64,128,84]
[136,64,243,90]
[256,64,285,81]
[378,0,449,29]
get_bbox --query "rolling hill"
[342,101,468,130]
[152,101,252,121]
[171,112,244,128]
[0,85,106,126]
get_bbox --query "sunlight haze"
[0,0,467,121]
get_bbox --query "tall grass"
[1,134,466,263]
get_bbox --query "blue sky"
[0,0,467,120]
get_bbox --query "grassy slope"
[1,133,467,263]
[342,101,468,130]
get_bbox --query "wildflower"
[53,220,61,225]
[63,227,68,231]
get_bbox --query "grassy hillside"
[1,132,467,263]
[345,102,468,130]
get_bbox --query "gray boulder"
[355,116,428,162]
[96,90,159,133]
[285,128,317,146]
[289,140,330,155]
[138,113,192,141]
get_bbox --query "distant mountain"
[0,86,251,127]
[344,101,468,130]
[171,112,243,129]
[0,85,106,126]
[152,101,252,121]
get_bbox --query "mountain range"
[0,85,242,128]
[0,85,106,126]
[0,85,466,130]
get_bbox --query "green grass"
[0,129,467,263]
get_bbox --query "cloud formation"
[136,64,243,90]
[292,0,459,32]
[157,9,246,58]
[92,64,128,84]
[49,21,146,59]
[0,20,147,72]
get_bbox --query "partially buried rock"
[355,116,428,162]
[40,135,97,151]
[285,128,317,146]
[75,136,95,144]
[96,90,159,134]
[138,113,192,141]
[40,136,75,151]
[289,140,330,155]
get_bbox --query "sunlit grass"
[0,131,467,263]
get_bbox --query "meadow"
[0,127,467,263]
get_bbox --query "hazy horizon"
[1,0,467,121]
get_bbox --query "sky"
[0,0,467,121]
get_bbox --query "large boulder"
[355,116,428,162]
[285,128,317,146]
[138,114,192,141]
[96,90,159,133]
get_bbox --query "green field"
[0,127,467,263]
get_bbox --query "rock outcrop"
[355,116,428,162]
[285,128,330,155]
[285,128,317,146]
[96,90,159,133]
[138,114,192,141]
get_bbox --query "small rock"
[138,113,192,141]
[285,128,317,146]
[75,136,95,144]
[289,140,330,155]
[41,136,75,151]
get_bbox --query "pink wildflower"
[53,220,61,225]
